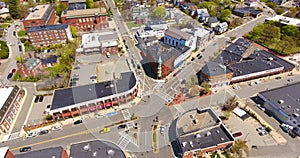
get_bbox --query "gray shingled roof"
[165,28,192,40]
[15,147,63,158]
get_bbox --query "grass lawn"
[126,22,142,29]
[0,24,10,29]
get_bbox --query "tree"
[150,6,166,20]
[231,140,249,158]
[281,25,299,37]
[17,3,29,19]
[190,87,199,97]
[9,0,19,19]
[190,75,198,85]
[54,2,67,22]
[199,1,217,17]
[275,8,284,15]
[200,82,211,95]
[27,0,36,8]
[106,8,113,17]
[266,2,276,9]
[86,0,94,9]
[279,35,297,55]
[220,9,231,22]
[261,24,280,44]
[70,26,78,38]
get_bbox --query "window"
[90,17,93,21]
[7,117,11,123]
[86,18,89,22]
[79,19,82,23]
[83,18,86,22]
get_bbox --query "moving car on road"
[232,131,243,137]
[100,128,111,134]
[74,120,83,125]
[39,129,49,135]
[26,131,37,138]
[19,147,31,152]
[118,124,126,129]
[52,125,62,131]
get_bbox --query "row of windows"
[30,35,67,41]
[78,17,94,23]
[28,30,66,36]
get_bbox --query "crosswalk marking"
[118,131,138,150]
[126,121,135,129]
[9,132,20,140]
[173,104,185,114]
[121,109,131,120]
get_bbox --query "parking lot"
[27,95,53,126]
[224,114,277,147]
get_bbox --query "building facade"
[61,8,108,31]
[27,24,73,46]
[0,146,14,158]
[23,4,56,31]
[17,58,42,78]
[164,28,195,48]
[0,86,25,134]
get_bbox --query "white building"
[164,27,196,50]
[266,15,300,28]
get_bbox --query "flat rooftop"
[70,140,126,158]
[80,31,118,50]
[62,8,106,18]
[25,4,51,20]
[27,24,68,33]
[15,146,64,158]
[0,87,14,109]
[51,71,136,110]
[177,124,234,153]
[176,108,221,136]
[259,82,300,124]
[266,15,300,28]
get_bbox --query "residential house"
[166,8,175,19]
[214,22,228,34]
[205,17,219,28]
[192,8,210,22]
[27,24,73,47]
[270,0,287,5]
[0,146,14,158]
[77,31,119,55]
[23,4,57,31]
[0,86,24,135]
[245,0,258,6]
[61,8,108,31]
[172,0,184,6]
[41,55,59,68]
[131,6,149,20]
[156,0,165,6]
[0,2,9,18]
[15,146,68,158]
[68,0,86,10]
[181,3,198,15]
[135,12,148,24]
[17,58,42,78]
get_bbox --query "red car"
[11,69,16,73]
[233,132,243,138]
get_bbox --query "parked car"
[191,57,195,61]
[18,45,22,52]
[69,81,77,87]
[280,123,293,133]
[275,76,282,80]
[198,55,202,59]
[255,80,261,84]
[39,96,44,102]
[74,120,83,125]
[13,31,16,36]
[117,124,126,129]
[25,131,37,138]
[11,69,16,74]
[52,125,62,131]
[232,131,243,137]
[39,129,49,135]
[7,73,13,80]
[160,126,165,134]
[96,114,105,119]
[196,54,201,57]
[256,126,266,132]
[34,96,40,103]
[19,147,31,152]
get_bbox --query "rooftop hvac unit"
[182,142,187,147]
[278,99,284,104]
[196,134,201,138]
[189,141,194,147]
[107,149,115,155]
[206,131,211,136]
[83,144,90,151]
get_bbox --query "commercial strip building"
[258,83,300,137]
[76,31,118,55]
[15,146,68,158]
[0,86,25,134]
[174,108,234,157]
[49,71,138,120]
[265,15,300,28]
[199,38,295,87]
[27,24,73,46]
[23,4,56,31]
[61,8,109,31]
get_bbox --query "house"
[27,24,73,47]
[70,140,126,158]
[181,27,214,50]
[131,6,149,20]
[205,17,219,28]
[41,55,59,68]
[214,22,228,34]
[156,0,165,6]
[270,0,287,5]
[193,9,210,22]
[0,2,9,18]
[233,7,263,18]
[173,108,234,157]
[136,13,148,24]
[0,146,14,158]
[172,0,184,6]
[0,86,24,134]
[15,146,68,158]
[76,31,119,55]
[23,4,57,31]
[245,0,258,6]
[61,8,108,31]
[166,8,175,19]
[17,58,42,78]
[164,27,195,49]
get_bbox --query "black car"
[74,120,83,125]
[18,45,22,52]
[20,147,31,152]
[198,55,202,59]
[118,124,126,129]
[275,76,282,80]
[191,57,195,61]
[7,73,13,80]
[39,130,49,135]
[13,31,16,36]
[196,54,201,57]
[39,96,44,102]
[34,96,40,103]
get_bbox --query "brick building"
[27,24,73,46]
[61,8,108,31]
[15,146,68,158]
[23,4,56,31]
[0,86,25,134]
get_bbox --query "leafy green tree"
[70,26,78,38]
[279,35,297,55]
[266,2,276,9]
[199,1,217,17]
[190,87,199,97]
[200,82,211,95]
[17,3,29,19]
[231,140,249,158]
[86,0,94,9]
[27,0,36,8]
[9,0,19,19]
[54,2,67,22]
[281,25,299,37]
[261,24,280,44]
[220,9,231,22]
[107,8,113,17]
[275,8,284,15]
[150,6,166,20]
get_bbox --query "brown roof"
[61,8,106,18]
[165,27,192,40]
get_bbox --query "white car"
[96,114,105,119]
[26,131,37,138]
[160,126,165,134]
[52,125,62,131]
[255,80,261,84]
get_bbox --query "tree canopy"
[86,0,94,9]
[199,1,217,17]
[150,6,166,20]
[281,25,299,37]
[8,0,19,19]
[220,9,231,22]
